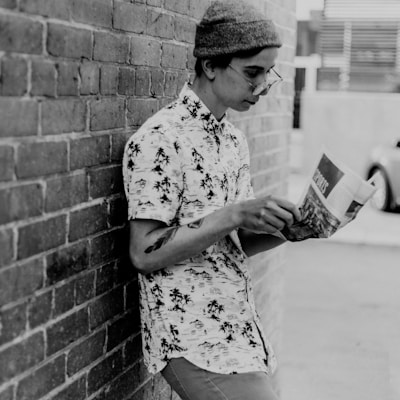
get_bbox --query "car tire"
[369,167,393,212]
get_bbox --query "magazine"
[281,151,377,242]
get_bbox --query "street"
[280,240,400,400]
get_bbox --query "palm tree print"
[200,173,215,200]
[220,321,235,342]
[205,299,224,321]
[152,147,170,175]
[241,322,258,347]
[169,288,192,313]
[192,148,204,173]
[150,283,164,307]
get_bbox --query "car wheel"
[369,167,392,211]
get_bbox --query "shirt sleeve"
[235,131,255,202]
[122,127,183,225]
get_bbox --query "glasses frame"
[227,63,283,96]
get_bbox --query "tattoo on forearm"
[145,227,179,254]
[144,219,204,254]
[187,218,204,229]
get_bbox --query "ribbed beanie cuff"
[194,0,282,59]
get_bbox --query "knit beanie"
[194,0,282,59]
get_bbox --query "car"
[366,140,400,212]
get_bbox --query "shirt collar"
[178,83,227,132]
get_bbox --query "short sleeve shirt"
[122,83,277,376]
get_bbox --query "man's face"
[213,47,279,112]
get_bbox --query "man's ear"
[201,59,216,80]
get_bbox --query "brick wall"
[0,0,296,399]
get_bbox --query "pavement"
[278,173,400,400]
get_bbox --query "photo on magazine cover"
[282,185,341,241]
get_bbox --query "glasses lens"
[252,69,282,96]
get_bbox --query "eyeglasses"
[227,64,283,96]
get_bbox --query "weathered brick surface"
[0,332,45,385]
[0,1,296,398]
[0,98,38,138]
[0,14,42,54]
[0,57,28,96]
[16,355,66,400]
[0,258,44,306]
[47,23,92,59]
[16,141,68,178]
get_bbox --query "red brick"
[56,61,79,96]
[0,98,38,138]
[107,310,138,351]
[46,240,89,284]
[100,65,119,95]
[130,36,161,67]
[0,57,28,96]
[20,0,70,20]
[71,0,112,28]
[87,349,123,394]
[0,182,43,224]
[70,136,110,170]
[31,59,56,97]
[123,334,142,368]
[90,98,125,131]
[118,67,135,95]
[113,1,146,33]
[95,364,142,400]
[89,165,123,199]
[146,9,174,39]
[47,23,92,59]
[0,258,44,307]
[111,131,132,162]
[151,69,164,97]
[0,14,43,54]
[0,0,16,8]
[108,196,127,227]
[69,203,108,242]
[0,145,14,181]
[89,286,124,329]
[127,98,158,126]
[95,262,115,295]
[28,290,52,329]
[41,99,86,134]
[16,355,65,400]
[174,15,196,43]
[45,172,88,212]
[18,215,67,259]
[162,43,187,69]
[50,376,86,400]
[47,308,89,355]
[147,0,161,5]
[0,332,44,385]
[75,270,95,305]
[0,386,13,400]
[0,228,13,268]
[90,230,120,267]
[134,68,150,96]
[93,31,129,64]
[189,0,209,19]
[54,280,75,316]
[165,0,190,14]
[80,61,100,95]
[0,303,27,346]
[16,141,68,179]
[165,71,178,97]
[67,330,105,376]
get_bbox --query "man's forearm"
[238,229,287,257]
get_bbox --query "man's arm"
[238,229,287,257]
[129,196,300,275]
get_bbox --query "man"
[122,1,300,399]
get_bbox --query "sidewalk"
[287,173,400,247]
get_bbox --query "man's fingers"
[265,197,301,222]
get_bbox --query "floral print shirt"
[122,83,277,376]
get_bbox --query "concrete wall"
[300,91,400,177]
[0,0,296,399]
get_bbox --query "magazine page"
[281,150,376,242]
